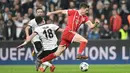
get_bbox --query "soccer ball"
[79,62,89,72]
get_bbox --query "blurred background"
[0,0,130,40]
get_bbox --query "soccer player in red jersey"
[36,2,100,70]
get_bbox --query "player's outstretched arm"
[85,19,100,29]
[57,28,64,32]
[26,32,37,42]
[25,25,31,40]
[47,10,67,16]
[17,32,37,48]
[17,41,28,48]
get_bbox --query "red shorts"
[60,30,75,48]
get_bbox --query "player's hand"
[17,44,24,49]
[47,12,52,16]
[95,18,100,24]
[17,41,27,49]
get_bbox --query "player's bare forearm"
[47,10,67,15]
[17,35,32,48]
[52,10,63,14]
[85,21,95,28]
[92,19,100,28]
[17,41,28,48]
[25,33,36,42]
[17,32,33,49]
[27,32,37,42]
[57,28,64,32]
[25,26,30,38]
[86,19,100,29]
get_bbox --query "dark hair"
[36,8,43,12]
[79,2,89,9]
[35,16,43,24]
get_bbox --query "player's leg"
[36,45,66,71]
[39,65,48,72]
[39,51,55,72]
[71,31,88,59]
[39,61,51,72]
[41,61,55,72]
[41,45,66,62]
[42,61,52,67]
[48,47,59,72]
[32,41,43,53]
[37,31,70,69]
[40,30,76,62]
[38,48,60,72]
[39,62,51,72]
[33,41,47,71]
[36,50,50,72]
[37,46,66,72]
[37,62,48,72]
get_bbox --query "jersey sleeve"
[51,24,59,31]
[67,9,76,16]
[28,20,34,27]
[34,27,40,34]
[83,16,89,23]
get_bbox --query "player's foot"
[76,54,88,59]
[50,65,56,72]
[39,67,45,72]
[35,59,42,71]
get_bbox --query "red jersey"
[65,9,89,31]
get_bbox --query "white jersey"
[34,24,59,51]
[28,18,45,42]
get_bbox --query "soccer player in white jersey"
[25,8,45,54]
[17,16,63,72]
[25,8,48,71]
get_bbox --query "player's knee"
[54,52,61,56]
[54,46,66,57]
[55,50,64,56]
[85,40,88,43]
[83,39,88,43]
[81,40,88,44]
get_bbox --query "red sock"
[78,41,87,54]
[41,53,56,62]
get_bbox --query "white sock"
[42,65,48,70]
[42,61,52,67]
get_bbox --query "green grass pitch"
[0,64,130,73]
